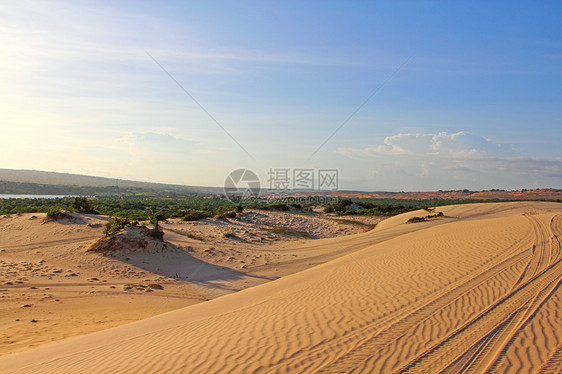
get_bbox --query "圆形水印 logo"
[224,169,261,201]
[224,168,339,202]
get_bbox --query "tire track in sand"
[395,214,562,374]
[311,230,532,373]
[511,214,552,290]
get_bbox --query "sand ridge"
[1,202,562,373]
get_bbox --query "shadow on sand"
[103,240,272,293]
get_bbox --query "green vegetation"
[90,196,232,220]
[324,199,420,216]
[104,217,135,237]
[149,212,167,232]
[46,209,70,221]
[71,197,97,214]
[0,195,234,219]
[179,209,211,221]
[0,195,468,219]
[102,216,164,239]
[0,194,543,224]
[246,202,305,212]
[323,199,354,213]
[0,198,69,215]
[406,211,444,224]
[258,203,291,211]
[406,216,427,223]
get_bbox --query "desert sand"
[1,201,562,373]
[0,209,381,357]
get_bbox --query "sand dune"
[1,202,562,373]
[0,209,385,356]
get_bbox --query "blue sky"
[1,1,560,191]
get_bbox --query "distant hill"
[0,169,222,196]
[2,168,561,201]
[273,189,562,201]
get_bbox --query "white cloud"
[338,131,514,158]
[336,131,562,188]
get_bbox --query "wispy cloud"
[0,0,373,85]
[337,131,562,187]
[338,131,515,158]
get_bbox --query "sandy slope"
[1,202,562,373]
[0,213,206,356]
[0,210,381,356]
